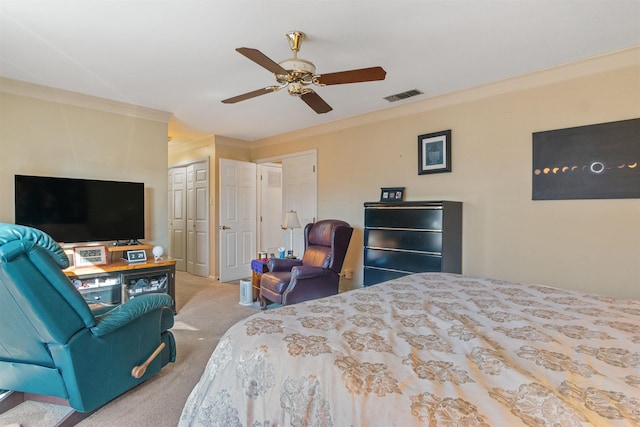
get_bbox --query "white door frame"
[255,149,317,166]
[255,149,317,258]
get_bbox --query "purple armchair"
[259,219,353,309]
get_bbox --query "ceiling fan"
[221,31,387,114]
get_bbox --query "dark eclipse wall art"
[532,118,639,200]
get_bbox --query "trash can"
[239,279,253,306]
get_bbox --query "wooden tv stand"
[64,244,176,312]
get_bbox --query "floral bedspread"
[179,273,640,426]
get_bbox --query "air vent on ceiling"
[383,89,423,102]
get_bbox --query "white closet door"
[186,161,209,277]
[168,159,209,275]
[168,167,187,271]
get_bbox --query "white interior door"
[186,162,209,276]
[282,152,317,258]
[168,167,186,271]
[258,163,283,256]
[219,158,256,282]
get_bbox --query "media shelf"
[107,244,153,252]
[65,258,176,313]
[107,244,153,263]
[124,268,169,299]
[70,273,122,307]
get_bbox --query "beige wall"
[250,48,640,299]
[0,83,170,248]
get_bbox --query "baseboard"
[0,390,24,414]
[0,391,96,427]
[56,407,97,427]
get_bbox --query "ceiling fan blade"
[221,87,278,104]
[315,66,386,86]
[300,91,332,114]
[236,47,290,75]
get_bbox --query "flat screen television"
[15,175,145,243]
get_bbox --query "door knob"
[221,225,231,230]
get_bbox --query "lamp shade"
[282,210,301,229]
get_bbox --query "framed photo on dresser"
[380,187,405,202]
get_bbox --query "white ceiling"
[1,1,638,142]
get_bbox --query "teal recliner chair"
[0,223,176,414]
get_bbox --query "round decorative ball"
[152,245,164,261]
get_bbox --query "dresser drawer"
[365,228,442,253]
[364,248,442,273]
[364,267,409,286]
[365,207,442,229]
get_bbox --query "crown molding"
[168,137,213,154]
[252,46,640,148]
[0,77,170,123]
[214,135,251,148]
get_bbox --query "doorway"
[258,163,283,257]
[217,149,317,282]
[257,149,317,260]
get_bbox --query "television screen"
[15,175,145,243]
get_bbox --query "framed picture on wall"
[418,129,452,175]
[532,118,640,200]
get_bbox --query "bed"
[179,273,640,426]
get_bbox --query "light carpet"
[0,272,259,427]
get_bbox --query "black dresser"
[363,201,462,286]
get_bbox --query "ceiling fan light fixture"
[287,82,307,96]
[222,30,386,114]
[278,58,315,74]
[277,31,315,85]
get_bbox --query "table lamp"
[282,210,301,257]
